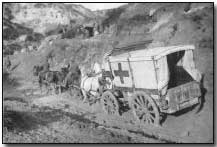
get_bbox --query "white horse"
[80,62,103,103]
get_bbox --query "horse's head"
[33,65,44,76]
[61,67,69,76]
[45,71,54,83]
[33,65,39,76]
[93,62,102,74]
[79,64,90,78]
[75,65,81,77]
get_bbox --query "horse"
[33,65,66,94]
[33,62,81,95]
[33,65,43,76]
[79,62,104,103]
[51,67,70,94]
[33,65,51,94]
[42,66,73,95]
[63,65,81,88]
[62,65,82,98]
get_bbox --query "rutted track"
[4,64,213,143]
[29,93,180,143]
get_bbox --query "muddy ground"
[3,48,214,143]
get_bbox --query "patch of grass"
[3,70,21,92]
[4,96,28,104]
[40,37,113,70]
[3,107,64,132]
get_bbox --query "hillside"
[3,2,213,84]
[3,3,214,143]
[3,3,97,55]
[99,3,213,48]
[3,2,213,86]
[8,3,95,34]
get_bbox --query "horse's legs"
[52,84,57,95]
[51,83,55,95]
[53,84,56,95]
[81,90,87,103]
[39,83,43,94]
[46,83,50,95]
[59,85,61,95]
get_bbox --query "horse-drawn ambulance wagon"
[100,43,202,126]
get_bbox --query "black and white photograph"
[2,2,214,143]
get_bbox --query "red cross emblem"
[114,63,129,84]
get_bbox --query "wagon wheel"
[101,91,119,115]
[131,91,160,126]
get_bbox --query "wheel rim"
[131,92,159,126]
[101,91,119,115]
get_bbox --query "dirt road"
[3,85,165,143]
[3,50,213,143]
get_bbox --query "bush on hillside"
[3,27,19,40]
[25,33,44,42]
[101,7,125,30]
[3,43,22,55]
[116,14,152,36]
[45,25,65,36]
[3,3,14,20]
[61,28,77,39]
[3,18,33,41]
[40,37,113,70]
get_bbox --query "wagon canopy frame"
[108,45,195,61]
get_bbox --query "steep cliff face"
[3,3,213,57]
[9,3,95,34]
[98,3,213,48]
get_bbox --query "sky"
[73,3,127,11]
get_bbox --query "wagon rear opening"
[162,49,202,113]
[167,50,194,89]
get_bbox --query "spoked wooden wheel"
[101,91,119,115]
[131,91,160,126]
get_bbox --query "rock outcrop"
[8,3,96,34]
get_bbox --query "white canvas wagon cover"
[109,45,195,61]
[103,45,201,93]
